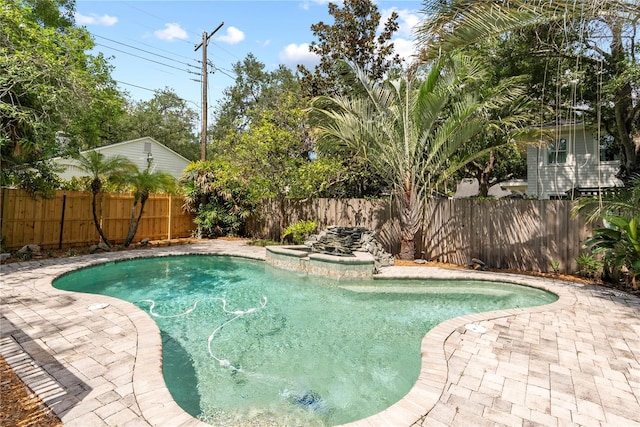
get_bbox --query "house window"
[548,138,567,164]
[599,135,619,162]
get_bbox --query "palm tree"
[75,151,136,248]
[416,0,640,183]
[122,164,177,247]
[311,57,526,259]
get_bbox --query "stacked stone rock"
[304,226,394,272]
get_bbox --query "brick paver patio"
[1,240,639,426]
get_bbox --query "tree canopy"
[111,88,200,161]
[297,0,402,98]
[417,0,640,183]
[1,0,124,194]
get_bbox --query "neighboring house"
[53,137,191,181]
[453,178,521,198]
[526,122,622,199]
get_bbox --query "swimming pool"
[53,255,557,426]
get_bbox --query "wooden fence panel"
[1,189,196,250]
[62,192,99,247]
[169,196,195,239]
[248,197,593,274]
[102,193,132,243]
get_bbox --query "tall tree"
[1,0,125,194]
[312,57,527,259]
[417,0,640,184]
[74,151,136,248]
[298,0,402,98]
[112,88,199,160]
[122,164,176,247]
[209,54,299,157]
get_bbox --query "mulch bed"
[0,356,62,427]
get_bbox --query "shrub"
[282,220,318,245]
[576,253,602,279]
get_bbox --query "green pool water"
[53,255,557,426]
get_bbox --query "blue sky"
[75,0,424,112]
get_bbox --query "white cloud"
[393,37,419,63]
[75,12,118,26]
[154,23,188,41]
[279,43,320,68]
[216,27,245,45]
[299,0,336,10]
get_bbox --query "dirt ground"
[1,238,634,426]
[0,356,62,427]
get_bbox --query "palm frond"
[418,0,640,60]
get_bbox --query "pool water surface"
[53,255,557,426]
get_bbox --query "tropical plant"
[576,253,603,279]
[416,0,640,184]
[74,151,136,248]
[181,160,258,238]
[122,164,177,247]
[575,175,640,287]
[584,215,640,288]
[311,57,526,259]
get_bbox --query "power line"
[115,80,158,93]
[211,41,242,62]
[96,43,192,74]
[93,34,200,69]
[115,80,201,109]
[134,38,200,62]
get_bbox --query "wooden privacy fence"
[249,198,594,274]
[1,188,196,250]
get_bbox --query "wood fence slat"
[248,197,594,274]
[1,189,195,250]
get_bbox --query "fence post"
[168,194,172,240]
[58,194,67,249]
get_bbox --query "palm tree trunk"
[398,180,423,260]
[124,199,147,247]
[92,192,111,248]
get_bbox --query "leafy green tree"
[181,161,258,237]
[74,151,136,248]
[112,88,199,160]
[209,54,300,157]
[1,0,125,193]
[417,0,640,184]
[312,57,526,259]
[122,164,177,247]
[298,0,402,98]
[208,54,342,198]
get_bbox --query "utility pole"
[195,22,224,161]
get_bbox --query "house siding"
[54,137,191,181]
[526,126,622,199]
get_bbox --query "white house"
[526,122,622,199]
[54,137,191,181]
